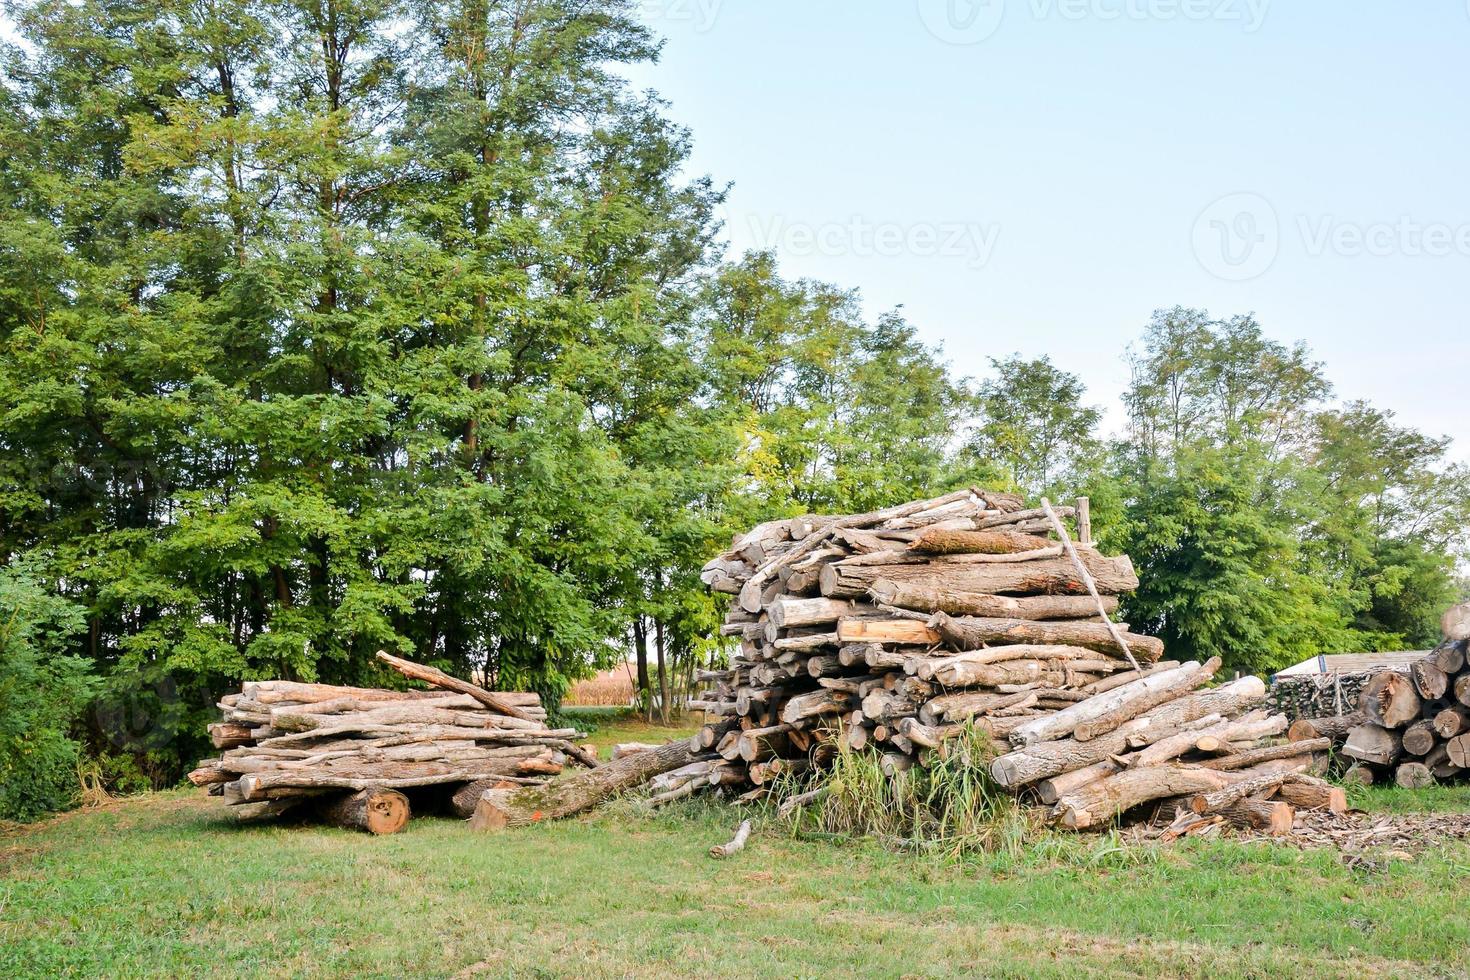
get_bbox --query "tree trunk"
[1011,660,1215,746]
[656,616,670,726]
[314,789,410,835]
[1411,661,1449,701]
[767,596,860,629]
[1400,720,1438,757]
[471,738,697,830]
[835,618,939,645]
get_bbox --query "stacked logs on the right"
[1288,604,1470,789]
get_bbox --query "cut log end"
[316,788,410,835]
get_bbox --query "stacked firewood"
[189,652,592,833]
[1290,619,1470,789]
[692,489,1345,835]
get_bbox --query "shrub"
[0,563,99,822]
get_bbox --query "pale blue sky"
[5,3,1467,451]
[627,0,1470,452]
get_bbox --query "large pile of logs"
[1286,630,1470,789]
[685,489,1344,836]
[190,652,592,833]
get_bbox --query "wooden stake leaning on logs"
[1039,497,1142,677]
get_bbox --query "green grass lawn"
[3,783,1470,979]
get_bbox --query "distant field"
[564,666,636,706]
[4,779,1470,978]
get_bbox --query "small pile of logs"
[1286,626,1470,789]
[685,489,1345,836]
[190,651,593,833]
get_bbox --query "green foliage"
[0,0,1465,817]
[780,725,1031,859]
[0,563,100,822]
[967,354,1102,496]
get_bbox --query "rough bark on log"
[1286,712,1364,743]
[990,677,1267,788]
[821,552,1139,600]
[1189,771,1290,815]
[1220,798,1294,835]
[925,613,1164,662]
[869,580,1119,621]
[1053,765,1233,829]
[1197,736,1327,771]
[1012,660,1217,746]
[375,650,533,721]
[908,530,1053,555]
[315,789,410,835]
[928,657,1108,690]
[471,738,697,830]
[1274,776,1347,813]
[767,596,861,629]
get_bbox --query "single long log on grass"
[1053,765,1233,829]
[471,739,698,830]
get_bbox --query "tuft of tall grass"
[775,723,1036,860]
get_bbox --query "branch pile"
[686,489,1345,836]
[189,652,592,833]
[1280,620,1470,789]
